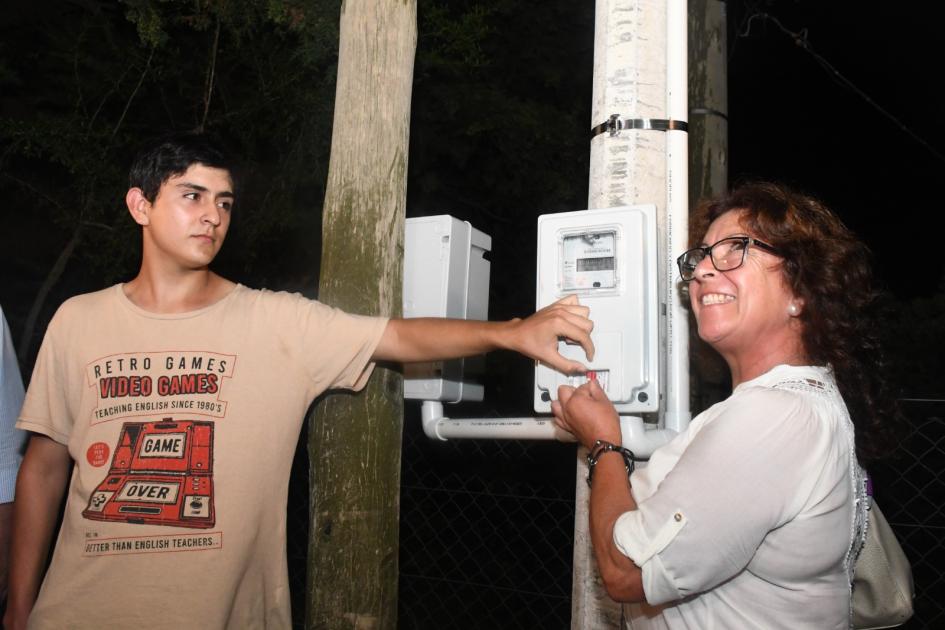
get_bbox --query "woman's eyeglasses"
[676,236,782,282]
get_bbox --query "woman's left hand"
[551,378,622,449]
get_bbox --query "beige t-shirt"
[18,284,388,629]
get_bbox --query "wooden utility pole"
[688,0,729,409]
[307,1,417,628]
[688,0,728,208]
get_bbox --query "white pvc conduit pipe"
[421,411,674,460]
[421,401,576,442]
[659,0,691,438]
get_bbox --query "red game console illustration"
[83,418,215,529]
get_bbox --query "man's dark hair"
[129,131,234,202]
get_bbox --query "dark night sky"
[726,2,945,299]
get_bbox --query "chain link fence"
[871,400,945,630]
[285,406,577,630]
[286,399,944,629]
[397,409,576,630]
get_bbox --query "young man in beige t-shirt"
[4,133,594,629]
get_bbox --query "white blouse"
[615,365,867,629]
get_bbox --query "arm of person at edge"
[2,435,71,630]
[373,294,595,374]
[552,378,646,603]
[0,502,11,599]
[1,307,25,605]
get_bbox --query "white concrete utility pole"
[572,1,690,627]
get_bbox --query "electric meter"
[534,205,659,413]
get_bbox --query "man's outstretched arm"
[2,435,71,630]
[372,295,594,374]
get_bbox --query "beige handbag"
[852,500,915,629]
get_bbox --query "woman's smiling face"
[688,210,801,360]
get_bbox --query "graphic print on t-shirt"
[83,418,215,529]
[79,351,234,537]
[87,351,236,424]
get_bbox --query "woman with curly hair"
[552,181,898,628]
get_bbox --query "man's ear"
[126,188,151,226]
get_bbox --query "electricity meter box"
[534,205,659,413]
[403,215,491,402]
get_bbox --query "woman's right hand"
[551,378,622,449]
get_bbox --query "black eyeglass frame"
[676,236,782,282]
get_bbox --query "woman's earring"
[788,303,799,316]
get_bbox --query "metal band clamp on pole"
[591,113,689,139]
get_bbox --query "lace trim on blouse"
[771,373,868,628]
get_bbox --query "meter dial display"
[560,230,617,291]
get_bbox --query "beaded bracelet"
[586,439,636,487]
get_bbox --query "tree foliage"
[0,0,340,363]
[1,0,600,391]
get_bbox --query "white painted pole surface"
[574,1,689,627]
